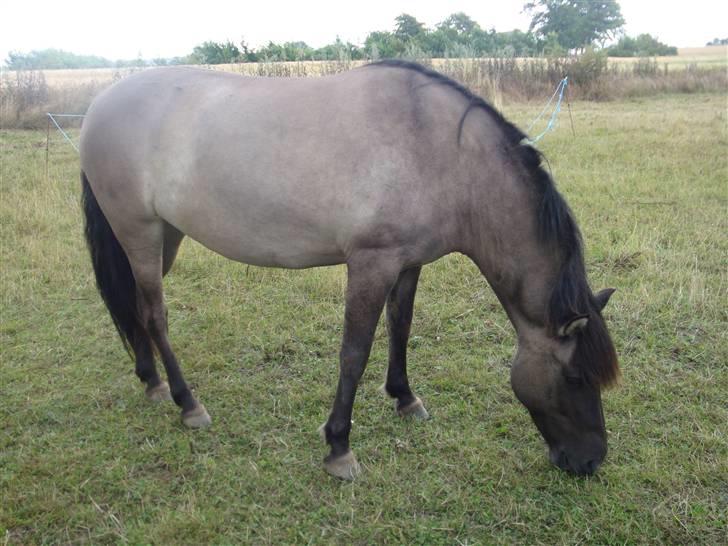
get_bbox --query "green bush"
[565,48,608,86]
[608,34,678,57]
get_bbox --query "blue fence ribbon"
[525,76,568,145]
[47,113,85,153]
[50,78,569,153]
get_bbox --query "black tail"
[82,171,139,356]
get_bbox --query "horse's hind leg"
[133,223,184,402]
[162,223,184,277]
[125,223,210,428]
[134,329,172,401]
[383,266,429,419]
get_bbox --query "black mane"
[370,60,619,386]
[369,59,527,145]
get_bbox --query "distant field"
[1,93,726,544]
[34,46,728,88]
[32,67,126,88]
[3,45,722,130]
[608,44,728,69]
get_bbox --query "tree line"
[5,1,682,70]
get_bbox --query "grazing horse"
[80,60,618,480]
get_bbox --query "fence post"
[46,115,50,184]
[565,77,576,137]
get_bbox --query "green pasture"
[1,93,726,544]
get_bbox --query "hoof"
[324,450,361,481]
[397,397,430,420]
[145,381,172,402]
[181,404,211,428]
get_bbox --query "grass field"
[29,45,728,87]
[1,93,727,544]
[4,47,725,129]
[608,44,728,69]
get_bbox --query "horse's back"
[80,67,468,268]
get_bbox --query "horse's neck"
[466,215,561,334]
[452,144,564,332]
[477,262,554,334]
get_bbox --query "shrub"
[632,57,659,77]
[607,34,678,57]
[2,58,726,129]
[566,48,608,87]
[1,70,49,125]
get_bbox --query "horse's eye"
[564,374,584,386]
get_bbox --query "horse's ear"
[557,315,589,338]
[594,288,616,311]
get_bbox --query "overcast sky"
[2,0,726,63]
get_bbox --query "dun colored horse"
[80,61,618,479]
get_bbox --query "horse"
[79,60,618,480]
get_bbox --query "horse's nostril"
[585,459,596,475]
[558,450,569,470]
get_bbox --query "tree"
[314,38,362,61]
[4,49,113,70]
[607,34,677,57]
[431,12,483,56]
[364,31,405,59]
[394,14,425,42]
[492,30,539,56]
[525,0,625,52]
[239,39,259,62]
[541,32,567,56]
[418,28,451,57]
[438,12,480,35]
[189,41,241,64]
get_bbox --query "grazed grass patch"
[1,94,726,544]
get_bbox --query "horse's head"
[510,288,617,476]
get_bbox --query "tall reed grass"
[2,56,725,129]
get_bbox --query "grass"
[3,47,726,129]
[608,44,728,69]
[1,93,727,544]
[29,46,725,86]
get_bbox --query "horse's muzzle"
[549,443,606,476]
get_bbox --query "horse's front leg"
[320,251,402,480]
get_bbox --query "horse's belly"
[191,230,346,269]
[161,194,349,269]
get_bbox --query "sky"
[2,0,727,63]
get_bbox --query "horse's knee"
[339,346,368,378]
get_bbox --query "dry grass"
[1,48,726,129]
[31,67,140,88]
[32,46,726,86]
